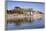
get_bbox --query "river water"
[6,17,44,30]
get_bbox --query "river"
[6,16,44,30]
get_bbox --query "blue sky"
[7,1,44,12]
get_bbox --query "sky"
[7,0,44,2]
[7,1,44,12]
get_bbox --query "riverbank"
[6,13,44,24]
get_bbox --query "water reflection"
[7,15,32,25]
[6,17,44,30]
